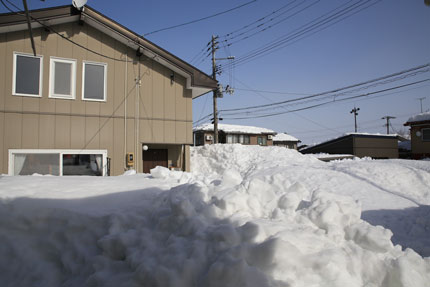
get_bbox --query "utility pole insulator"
[350,107,360,133]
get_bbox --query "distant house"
[193,123,276,146]
[404,112,430,159]
[300,133,401,159]
[272,133,300,150]
[0,5,217,176]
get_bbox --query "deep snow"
[0,144,429,287]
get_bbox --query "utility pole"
[381,116,396,134]
[211,35,219,144]
[417,97,426,113]
[350,107,360,133]
[210,35,235,144]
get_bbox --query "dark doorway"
[142,149,168,173]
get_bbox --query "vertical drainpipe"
[124,52,128,170]
[136,54,142,173]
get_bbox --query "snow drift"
[0,144,429,286]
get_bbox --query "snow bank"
[0,144,429,286]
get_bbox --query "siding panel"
[39,115,55,149]
[22,114,39,149]
[55,115,70,149]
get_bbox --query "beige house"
[193,123,276,146]
[272,133,300,150]
[404,112,430,159]
[0,5,217,176]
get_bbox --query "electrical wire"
[1,0,133,62]
[220,79,430,120]
[221,0,380,71]
[144,0,257,36]
[219,63,430,113]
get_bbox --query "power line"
[222,0,380,70]
[219,63,430,113]
[144,0,257,36]
[220,79,430,120]
[222,0,321,46]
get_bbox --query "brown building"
[193,123,276,146]
[0,5,217,176]
[300,133,400,159]
[404,112,430,159]
[272,133,300,150]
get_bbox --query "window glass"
[14,153,59,175]
[244,135,250,144]
[227,135,233,144]
[52,60,74,97]
[258,136,267,146]
[83,63,106,101]
[423,129,430,141]
[63,154,103,176]
[14,54,41,96]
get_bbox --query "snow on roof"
[273,133,299,142]
[193,123,275,134]
[304,133,400,149]
[405,112,430,124]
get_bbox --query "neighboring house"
[0,5,217,176]
[193,123,276,146]
[404,112,430,159]
[300,133,401,159]
[272,133,300,150]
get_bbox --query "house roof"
[302,133,401,152]
[404,112,430,126]
[273,133,299,142]
[0,5,217,98]
[193,123,276,135]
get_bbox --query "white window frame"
[49,57,77,100]
[8,149,108,176]
[12,52,43,97]
[82,61,107,102]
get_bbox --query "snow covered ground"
[0,144,429,286]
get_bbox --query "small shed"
[300,133,400,159]
[404,112,430,159]
[272,133,300,150]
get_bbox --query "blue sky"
[1,0,429,144]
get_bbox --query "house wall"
[0,22,192,175]
[409,124,430,158]
[353,137,398,159]
[249,135,273,146]
[273,141,298,150]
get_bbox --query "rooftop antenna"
[72,0,87,10]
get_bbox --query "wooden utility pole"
[417,97,426,113]
[350,107,360,132]
[211,35,219,144]
[382,116,396,134]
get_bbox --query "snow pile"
[0,144,430,286]
[193,123,275,134]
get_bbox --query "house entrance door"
[142,148,168,173]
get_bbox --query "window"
[423,129,430,141]
[13,52,43,97]
[82,61,107,101]
[257,136,267,146]
[9,150,107,176]
[49,57,76,99]
[227,134,250,144]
